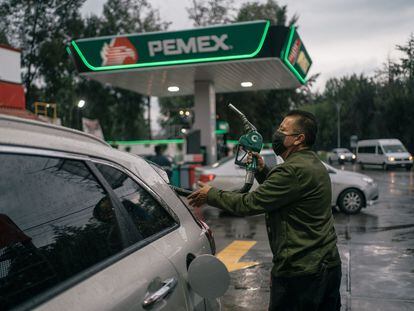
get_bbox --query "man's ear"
[295,133,306,145]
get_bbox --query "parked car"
[194,150,282,191]
[357,138,413,170]
[195,150,378,214]
[0,114,226,311]
[328,148,356,164]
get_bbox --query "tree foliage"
[0,0,168,140]
[187,0,235,27]
[236,0,298,26]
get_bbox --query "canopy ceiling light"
[168,86,180,92]
[241,81,253,88]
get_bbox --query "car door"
[0,149,187,311]
[90,161,190,311]
[376,144,385,164]
[325,164,339,206]
[331,150,338,162]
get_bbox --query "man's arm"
[206,164,299,216]
[255,165,270,184]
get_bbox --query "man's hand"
[188,181,212,208]
[247,152,265,172]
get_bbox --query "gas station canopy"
[68,20,312,97]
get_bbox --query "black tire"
[351,160,356,164]
[328,157,332,164]
[406,165,412,171]
[338,160,344,165]
[359,162,364,170]
[383,163,389,171]
[338,189,364,215]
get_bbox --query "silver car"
[195,150,378,214]
[0,115,227,310]
[328,148,356,164]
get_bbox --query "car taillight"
[199,174,215,183]
[197,219,216,255]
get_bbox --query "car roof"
[357,139,402,145]
[333,148,350,152]
[0,114,151,177]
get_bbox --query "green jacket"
[207,149,341,277]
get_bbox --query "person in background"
[151,145,171,168]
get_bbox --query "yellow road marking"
[217,240,259,272]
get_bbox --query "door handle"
[142,277,178,308]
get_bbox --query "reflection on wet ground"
[201,165,414,310]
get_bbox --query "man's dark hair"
[285,110,318,147]
[154,145,162,155]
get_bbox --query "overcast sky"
[81,0,414,133]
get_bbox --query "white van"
[357,139,413,170]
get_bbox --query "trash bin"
[179,164,191,190]
[171,164,181,187]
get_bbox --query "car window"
[382,144,407,153]
[95,163,177,239]
[263,154,278,168]
[0,153,128,310]
[358,146,376,153]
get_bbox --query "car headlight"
[340,155,345,159]
[352,155,356,159]
[409,155,413,161]
[388,156,395,162]
[362,177,374,184]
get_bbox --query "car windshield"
[382,144,407,153]
[336,149,351,153]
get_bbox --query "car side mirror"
[187,254,230,299]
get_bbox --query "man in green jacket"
[188,110,342,311]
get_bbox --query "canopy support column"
[193,81,216,164]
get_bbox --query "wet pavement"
[200,164,414,310]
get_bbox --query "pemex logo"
[100,37,138,66]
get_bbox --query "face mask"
[272,131,287,156]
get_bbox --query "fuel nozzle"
[228,103,263,193]
[228,103,256,133]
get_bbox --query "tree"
[0,0,64,107]
[396,33,414,80]
[187,0,235,27]
[236,0,298,26]
[0,30,9,45]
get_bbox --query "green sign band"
[71,20,270,71]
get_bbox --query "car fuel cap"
[187,254,230,299]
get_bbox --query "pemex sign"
[70,21,270,71]
[281,27,312,84]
